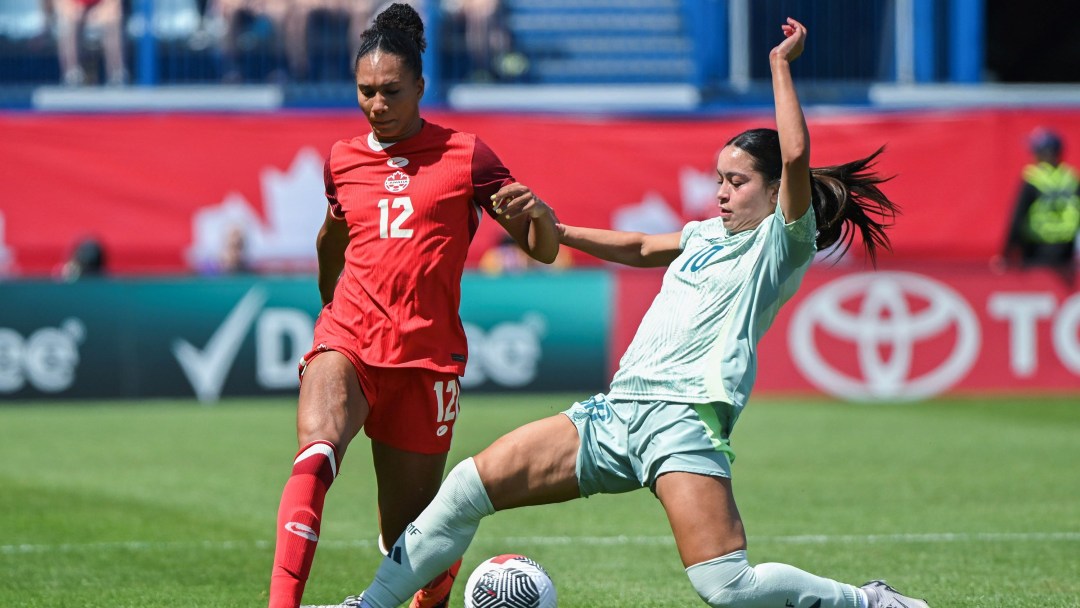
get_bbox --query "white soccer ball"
[463,554,557,608]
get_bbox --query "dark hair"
[725,128,899,264]
[73,238,106,273]
[1029,127,1062,157]
[354,3,426,78]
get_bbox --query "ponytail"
[810,147,898,264]
[726,129,899,264]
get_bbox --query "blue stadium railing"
[0,0,985,110]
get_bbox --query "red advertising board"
[613,263,1080,399]
[2,108,1079,276]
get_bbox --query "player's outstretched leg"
[860,580,931,608]
[304,458,493,608]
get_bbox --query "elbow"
[532,245,560,265]
[784,140,810,165]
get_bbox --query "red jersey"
[317,121,513,375]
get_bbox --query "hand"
[492,182,555,221]
[771,17,806,64]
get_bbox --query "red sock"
[268,441,338,608]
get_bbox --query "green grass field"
[2,394,1078,607]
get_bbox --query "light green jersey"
[607,202,817,412]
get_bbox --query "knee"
[686,551,753,607]
[437,458,495,524]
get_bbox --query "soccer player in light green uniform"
[311,17,928,608]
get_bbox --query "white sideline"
[3,531,1078,555]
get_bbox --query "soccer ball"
[463,554,557,608]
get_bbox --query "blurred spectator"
[197,225,252,275]
[479,234,571,275]
[210,0,375,82]
[51,0,128,85]
[209,0,289,82]
[0,212,13,278]
[284,0,375,81]
[996,128,1080,285]
[59,237,107,281]
[443,0,526,81]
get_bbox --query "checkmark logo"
[172,287,267,402]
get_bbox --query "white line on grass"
[3,532,1078,555]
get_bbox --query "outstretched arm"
[771,17,812,223]
[558,223,682,268]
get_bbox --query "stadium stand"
[1,1,1078,112]
[503,0,692,84]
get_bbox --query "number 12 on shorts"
[433,379,459,424]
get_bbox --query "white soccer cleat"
[860,580,930,608]
[299,594,365,608]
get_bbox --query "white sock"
[361,458,494,608]
[686,550,861,608]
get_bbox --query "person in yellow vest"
[998,128,1080,284]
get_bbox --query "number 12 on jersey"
[378,197,415,238]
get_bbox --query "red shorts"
[299,344,461,455]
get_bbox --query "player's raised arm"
[557,223,682,268]
[771,17,812,224]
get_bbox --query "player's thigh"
[655,472,746,568]
[296,349,370,453]
[370,440,449,542]
[474,414,581,511]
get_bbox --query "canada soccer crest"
[385,170,410,193]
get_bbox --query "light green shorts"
[561,394,735,498]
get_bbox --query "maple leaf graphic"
[186,147,327,272]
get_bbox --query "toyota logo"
[789,272,980,401]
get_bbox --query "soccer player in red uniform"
[266,4,560,608]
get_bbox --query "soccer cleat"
[409,559,462,608]
[299,593,364,608]
[860,580,930,608]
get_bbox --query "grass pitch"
[1,394,1078,607]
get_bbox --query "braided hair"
[354,3,427,78]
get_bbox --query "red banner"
[1,108,1079,276]
[614,263,1080,399]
